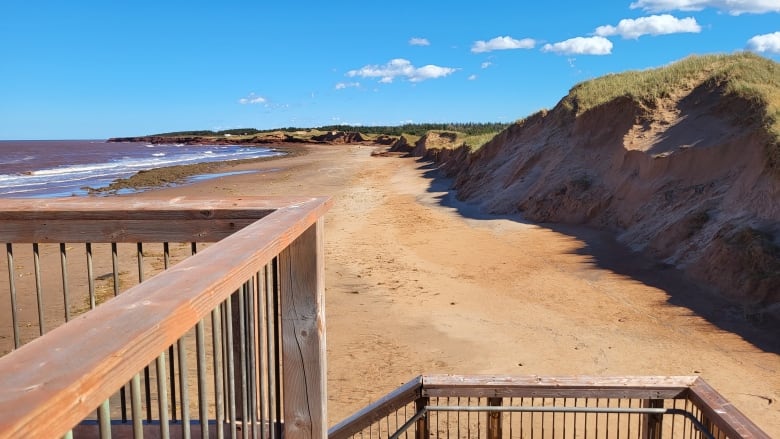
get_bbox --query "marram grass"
[564,52,780,139]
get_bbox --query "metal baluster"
[246,280,258,439]
[98,399,112,439]
[131,373,143,439]
[269,258,282,439]
[178,332,192,439]
[224,294,237,439]
[239,285,249,439]
[60,243,70,322]
[196,320,209,439]
[164,243,178,423]
[157,352,170,439]
[32,243,45,336]
[112,243,128,424]
[6,244,19,349]
[137,243,153,422]
[86,243,95,309]
[258,268,268,439]
[212,304,225,439]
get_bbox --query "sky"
[1,0,779,139]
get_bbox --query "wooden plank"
[641,399,664,439]
[0,219,259,243]
[0,209,273,221]
[0,196,331,439]
[72,421,233,438]
[280,219,327,439]
[0,196,315,216]
[486,397,502,439]
[328,376,423,439]
[421,375,694,399]
[687,377,771,439]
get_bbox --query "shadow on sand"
[417,160,780,356]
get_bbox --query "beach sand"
[4,142,778,434]
[136,142,780,435]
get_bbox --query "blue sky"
[1,0,779,139]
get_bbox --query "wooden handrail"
[688,378,772,439]
[0,196,332,438]
[420,374,695,399]
[329,375,771,439]
[328,376,423,439]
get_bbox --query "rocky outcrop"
[109,130,370,146]
[389,135,414,153]
[310,131,366,143]
[374,135,398,145]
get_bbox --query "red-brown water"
[0,140,279,197]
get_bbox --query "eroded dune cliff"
[436,54,780,311]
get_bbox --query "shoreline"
[87,143,310,195]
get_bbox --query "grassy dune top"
[140,123,510,152]
[564,53,780,138]
[150,123,509,139]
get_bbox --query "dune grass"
[565,53,780,138]
[462,132,500,150]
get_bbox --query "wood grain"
[328,376,422,439]
[688,377,771,439]
[421,375,695,399]
[0,196,332,439]
[281,219,328,439]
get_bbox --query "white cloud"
[409,37,430,46]
[481,61,492,69]
[747,31,780,53]
[468,74,478,80]
[238,93,266,104]
[595,14,701,39]
[335,82,360,90]
[347,58,457,83]
[471,36,536,53]
[542,36,613,55]
[630,0,780,15]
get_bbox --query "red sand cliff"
[404,68,780,315]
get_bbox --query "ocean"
[0,140,281,197]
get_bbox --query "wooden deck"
[0,197,771,438]
[0,196,331,439]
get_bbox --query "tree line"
[151,122,510,138]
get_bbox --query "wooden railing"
[0,198,771,439]
[329,375,771,439]
[0,196,331,439]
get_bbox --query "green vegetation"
[316,122,509,137]
[150,128,265,137]
[146,123,506,153]
[461,132,499,150]
[151,122,509,139]
[564,53,780,139]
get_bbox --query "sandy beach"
[125,142,778,436]
[0,141,774,434]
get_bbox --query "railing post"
[231,289,246,430]
[280,219,327,439]
[642,399,663,439]
[415,397,429,439]
[487,397,502,439]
